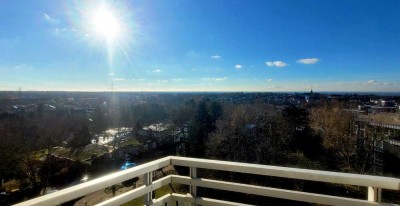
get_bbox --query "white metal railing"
[15,156,400,206]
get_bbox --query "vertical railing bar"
[367,186,381,202]
[189,167,197,197]
[144,172,153,205]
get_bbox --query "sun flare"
[90,6,120,41]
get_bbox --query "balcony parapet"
[15,156,400,206]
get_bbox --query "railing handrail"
[14,157,170,206]
[170,156,400,190]
[15,156,400,206]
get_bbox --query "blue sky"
[0,0,400,92]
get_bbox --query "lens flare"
[91,6,120,41]
[68,1,138,80]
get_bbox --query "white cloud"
[109,73,114,76]
[113,78,125,81]
[15,64,34,70]
[202,77,227,81]
[267,79,273,82]
[235,64,242,69]
[215,77,227,81]
[172,78,183,81]
[153,69,161,73]
[266,85,284,89]
[304,85,320,89]
[43,13,59,24]
[383,82,393,85]
[367,80,378,85]
[296,58,320,64]
[53,27,69,35]
[211,55,221,59]
[265,61,287,67]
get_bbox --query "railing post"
[189,167,197,197]
[368,186,381,202]
[144,172,153,205]
[168,196,176,206]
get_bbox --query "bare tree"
[310,103,357,171]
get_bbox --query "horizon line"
[0,90,399,94]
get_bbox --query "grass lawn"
[122,183,188,206]
[119,138,140,148]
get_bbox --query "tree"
[279,106,322,158]
[68,124,92,149]
[310,103,357,171]
[133,121,142,136]
[188,101,212,157]
[353,119,388,174]
[93,106,107,133]
[0,113,23,180]
[209,101,222,124]
[206,103,288,164]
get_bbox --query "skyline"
[1,0,400,92]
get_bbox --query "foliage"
[187,100,222,157]
[310,102,357,170]
[3,179,20,192]
[67,124,92,149]
[206,103,292,164]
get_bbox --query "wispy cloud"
[172,78,183,81]
[152,69,161,73]
[43,13,60,24]
[53,27,69,35]
[235,64,242,69]
[267,85,284,89]
[132,78,145,81]
[367,80,378,85]
[296,58,320,64]
[113,78,125,81]
[304,85,320,89]
[265,61,287,67]
[15,64,34,70]
[202,77,227,81]
[147,80,169,86]
[109,73,114,76]
[383,82,395,85]
[211,55,221,59]
[267,78,273,82]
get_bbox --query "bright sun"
[91,6,120,41]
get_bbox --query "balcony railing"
[15,156,400,206]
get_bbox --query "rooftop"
[358,113,400,127]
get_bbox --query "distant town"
[1,91,400,204]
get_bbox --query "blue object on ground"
[120,162,136,170]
